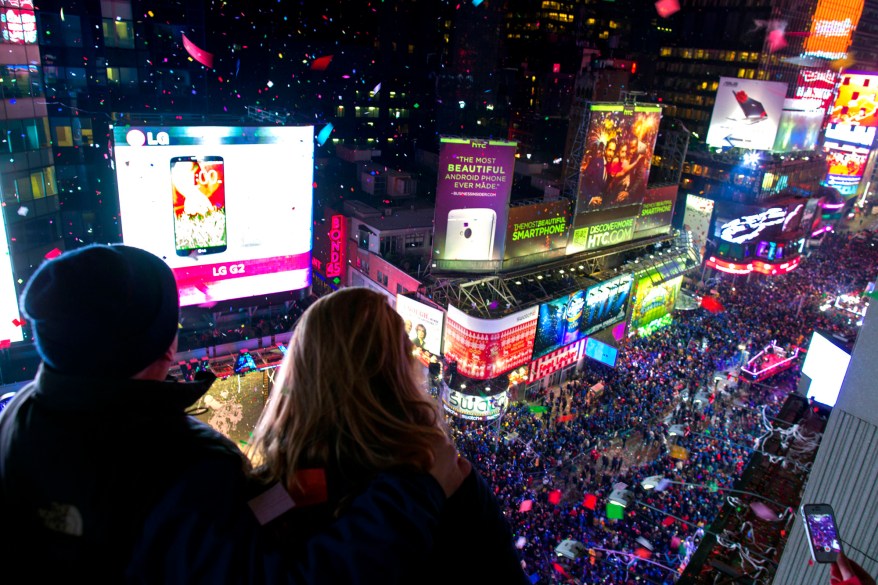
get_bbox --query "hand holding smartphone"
[802,503,843,564]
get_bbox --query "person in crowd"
[0,244,469,583]
[248,287,529,585]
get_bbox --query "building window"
[102,19,134,49]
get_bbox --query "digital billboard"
[432,138,516,270]
[532,273,633,359]
[629,275,682,331]
[706,78,788,151]
[504,200,571,261]
[635,185,677,235]
[683,194,715,257]
[0,212,22,345]
[113,126,313,307]
[395,294,444,356]
[714,201,805,244]
[795,69,839,113]
[1,1,36,44]
[773,108,824,153]
[584,337,618,367]
[803,331,852,407]
[442,305,538,381]
[824,123,876,148]
[567,204,640,255]
[442,387,508,421]
[575,104,661,213]
[829,72,878,127]
[803,0,864,60]
[824,142,870,194]
[527,337,587,384]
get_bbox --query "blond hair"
[249,288,446,491]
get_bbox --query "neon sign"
[718,208,787,244]
[326,214,346,280]
[706,256,801,276]
[1,2,36,45]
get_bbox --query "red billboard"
[795,69,838,113]
[432,138,517,271]
[443,305,538,380]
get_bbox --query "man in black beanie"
[0,244,469,583]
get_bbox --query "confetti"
[182,34,214,69]
[607,503,624,520]
[17,207,28,217]
[750,502,781,521]
[372,82,381,95]
[767,28,787,52]
[661,516,675,527]
[316,123,333,146]
[515,536,526,549]
[548,490,562,505]
[655,0,680,18]
[311,55,334,71]
[519,499,533,512]
[583,494,597,510]
[44,248,62,260]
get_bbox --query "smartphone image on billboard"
[801,503,843,564]
[443,208,496,261]
[171,155,227,256]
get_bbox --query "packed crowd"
[448,228,878,584]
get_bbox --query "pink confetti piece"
[519,499,533,512]
[655,0,680,18]
[767,29,787,52]
[548,490,562,505]
[515,536,526,549]
[44,248,62,260]
[0,339,10,350]
[182,34,214,69]
[750,501,780,521]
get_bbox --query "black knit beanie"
[20,244,179,377]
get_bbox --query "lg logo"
[126,129,170,146]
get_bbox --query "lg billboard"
[113,126,314,307]
[432,138,516,271]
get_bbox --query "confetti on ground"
[655,0,680,18]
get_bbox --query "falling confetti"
[316,123,333,146]
[182,34,214,69]
[311,55,334,71]
[583,494,597,510]
[655,0,680,18]
[44,248,62,260]
[515,536,526,549]
[548,490,562,505]
[17,207,28,217]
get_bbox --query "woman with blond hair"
[249,287,528,585]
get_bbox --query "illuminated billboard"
[575,104,661,214]
[706,78,787,151]
[824,123,876,148]
[795,69,838,113]
[829,72,878,127]
[714,201,805,244]
[567,204,640,255]
[395,294,444,356]
[683,194,714,257]
[432,138,516,270]
[532,273,633,359]
[824,142,869,194]
[442,305,538,380]
[773,108,824,152]
[584,337,618,367]
[442,387,508,421]
[1,1,36,44]
[629,275,682,331]
[0,212,22,345]
[635,185,677,235]
[803,0,864,60]
[527,337,587,383]
[504,200,571,261]
[113,126,313,307]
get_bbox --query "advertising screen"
[706,78,788,151]
[803,331,852,407]
[795,69,839,113]
[0,213,22,345]
[442,304,538,380]
[432,138,516,270]
[804,0,864,60]
[829,72,878,127]
[575,104,661,214]
[629,275,682,331]
[442,387,508,421]
[824,123,877,148]
[1,1,36,44]
[504,200,571,261]
[635,185,677,234]
[824,142,869,194]
[683,194,715,257]
[113,126,313,307]
[532,273,633,359]
[584,337,618,367]
[567,204,640,255]
[773,108,824,152]
[714,201,805,244]
[395,294,444,356]
[527,337,587,383]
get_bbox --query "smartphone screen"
[802,504,843,563]
[171,156,227,256]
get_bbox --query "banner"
[433,138,516,269]
[443,305,538,380]
[504,200,571,260]
[706,78,787,151]
[395,294,444,356]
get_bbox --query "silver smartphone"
[801,503,843,564]
[443,208,496,261]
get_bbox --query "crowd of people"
[448,227,878,584]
